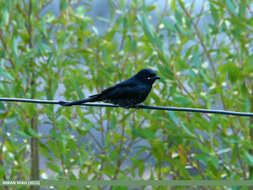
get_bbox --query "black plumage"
[62,69,160,107]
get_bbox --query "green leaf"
[170,0,176,12]
[219,62,240,83]
[73,77,84,99]
[47,162,61,173]
[138,161,145,177]
[146,5,156,12]
[3,9,9,25]
[137,14,162,50]
[162,19,176,32]
[238,0,246,18]
[0,67,14,81]
[39,142,51,160]
[60,0,67,11]
[48,141,60,157]
[14,128,30,138]
[224,0,237,15]
[5,138,15,152]
[241,83,250,112]
[0,102,5,110]
[45,11,55,23]
[131,124,156,139]
[175,10,182,25]
[110,115,117,130]
[173,94,194,106]
[74,6,86,19]
[12,37,18,56]
[167,112,195,137]
[24,127,40,137]
[157,64,174,80]
[243,150,253,166]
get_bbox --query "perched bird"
[62,69,160,107]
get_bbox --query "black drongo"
[62,69,160,107]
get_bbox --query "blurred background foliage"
[0,0,253,189]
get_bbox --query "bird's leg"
[59,101,72,106]
[133,105,141,109]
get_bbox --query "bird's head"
[134,69,160,85]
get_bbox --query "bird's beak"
[153,76,160,80]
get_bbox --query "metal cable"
[0,97,252,117]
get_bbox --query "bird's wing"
[97,79,142,99]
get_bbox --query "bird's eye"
[147,77,151,80]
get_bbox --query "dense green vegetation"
[0,0,253,189]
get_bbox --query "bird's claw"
[59,101,71,106]
[133,105,141,109]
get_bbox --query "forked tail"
[61,94,102,106]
